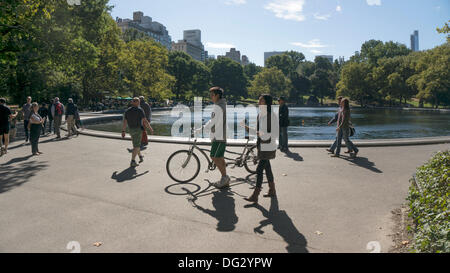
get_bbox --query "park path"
[0,134,448,253]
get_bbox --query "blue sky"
[107,0,449,66]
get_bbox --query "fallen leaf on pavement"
[315,231,323,235]
[93,242,103,247]
[401,241,409,246]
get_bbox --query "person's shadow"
[1,155,34,166]
[193,189,239,232]
[245,197,308,253]
[341,155,382,173]
[282,150,303,161]
[111,167,149,183]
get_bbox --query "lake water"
[85,107,450,140]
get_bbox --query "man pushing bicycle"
[199,87,230,189]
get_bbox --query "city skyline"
[107,0,449,66]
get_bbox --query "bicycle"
[166,129,259,183]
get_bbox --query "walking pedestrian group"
[1,88,360,205]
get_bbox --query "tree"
[337,62,372,106]
[359,40,411,66]
[120,40,174,99]
[290,72,311,105]
[437,20,450,43]
[243,63,262,81]
[414,43,450,108]
[265,54,293,76]
[209,57,247,100]
[248,67,292,99]
[310,69,333,105]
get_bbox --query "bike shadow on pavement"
[164,175,259,232]
[244,197,309,253]
[111,167,149,183]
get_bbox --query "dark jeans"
[255,159,274,189]
[24,120,30,141]
[279,126,288,151]
[335,128,359,156]
[30,124,41,154]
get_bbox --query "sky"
[107,0,449,66]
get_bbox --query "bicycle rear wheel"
[166,150,201,183]
[244,146,258,174]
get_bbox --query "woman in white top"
[28,102,45,155]
[242,94,278,203]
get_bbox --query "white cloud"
[291,39,328,49]
[206,42,236,49]
[225,0,247,5]
[310,49,322,54]
[265,0,306,22]
[336,5,342,12]
[313,13,331,20]
[366,0,381,6]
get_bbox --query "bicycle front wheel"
[244,146,258,174]
[166,150,201,183]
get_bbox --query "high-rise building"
[264,51,285,66]
[410,30,419,52]
[171,40,204,61]
[225,48,241,63]
[184,30,203,48]
[116,11,172,50]
[171,29,207,62]
[316,55,333,63]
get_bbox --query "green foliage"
[167,51,210,100]
[243,63,262,81]
[337,62,373,106]
[407,150,450,253]
[248,67,292,99]
[209,57,247,99]
[437,20,450,43]
[120,40,174,99]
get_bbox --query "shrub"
[407,150,450,253]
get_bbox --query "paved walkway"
[0,134,448,253]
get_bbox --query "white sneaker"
[214,175,230,189]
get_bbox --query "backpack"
[55,103,63,115]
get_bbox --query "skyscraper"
[116,11,172,50]
[410,30,419,52]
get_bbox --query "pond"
[85,107,450,140]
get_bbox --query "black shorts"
[0,122,10,135]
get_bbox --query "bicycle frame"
[183,137,255,174]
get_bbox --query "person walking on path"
[38,103,49,136]
[201,87,230,189]
[278,96,290,153]
[47,99,54,134]
[28,102,45,156]
[139,96,152,147]
[65,98,78,137]
[243,94,278,203]
[0,98,18,156]
[51,97,64,139]
[327,96,344,154]
[22,96,32,142]
[331,98,359,158]
[122,97,154,167]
